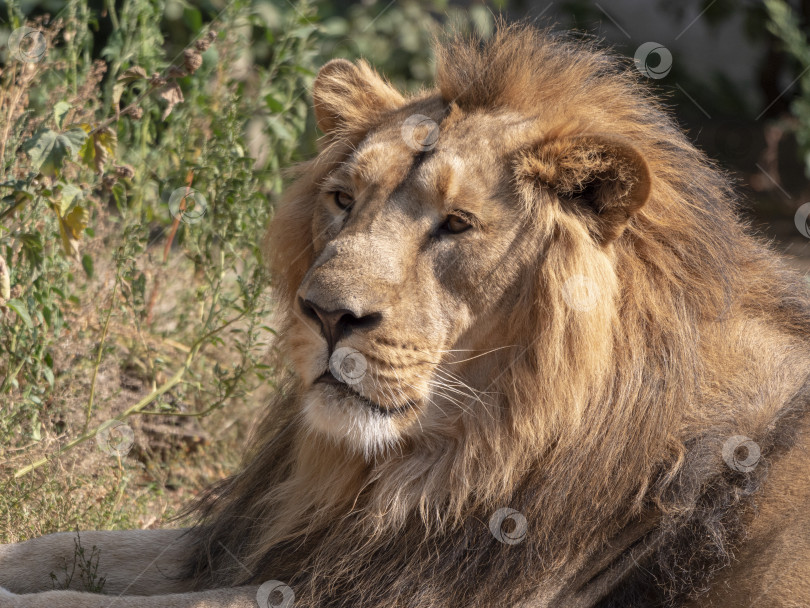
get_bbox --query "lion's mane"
[185,24,810,608]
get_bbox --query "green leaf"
[469,5,493,38]
[42,365,54,387]
[19,233,44,267]
[183,8,203,33]
[31,412,41,442]
[0,178,32,190]
[41,305,52,327]
[264,93,285,113]
[24,128,88,177]
[293,66,316,77]
[6,298,33,328]
[81,253,94,278]
[0,257,8,302]
[53,101,71,130]
[111,182,127,211]
[52,182,83,216]
[267,117,293,141]
[131,272,146,303]
[290,24,317,40]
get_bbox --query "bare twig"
[84,276,118,432]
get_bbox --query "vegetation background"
[0,0,808,579]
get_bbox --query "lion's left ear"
[518,134,651,243]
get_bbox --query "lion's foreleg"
[0,586,260,608]
[0,529,195,596]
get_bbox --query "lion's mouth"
[314,370,415,416]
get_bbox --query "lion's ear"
[519,134,651,243]
[312,59,404,136]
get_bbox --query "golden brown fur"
[1,22,809,608]
[183,22,810,608]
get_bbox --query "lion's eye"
[333,191,354,210]
[440,213,473,234]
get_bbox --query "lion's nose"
[298,297,382,352]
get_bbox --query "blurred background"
[0,0,808,549]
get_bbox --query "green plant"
[49,532,107,594]
[765,0,810,177]
[0,0,497,542]
[0,0,319,539]
[318,0,497,91]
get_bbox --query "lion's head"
[191,23,810,607]
[268,37,656,458]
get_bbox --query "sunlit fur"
[186,23,810,607]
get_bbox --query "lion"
[1,22,809,608]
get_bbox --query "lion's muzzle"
[298,297,382,353]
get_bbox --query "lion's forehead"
[345,116,519,207]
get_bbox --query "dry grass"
[0,216,278,543]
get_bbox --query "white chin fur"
[302,387,402,459]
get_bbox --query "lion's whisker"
[427,383,477,417]
[417,344,519,353]
[443,346,518,365]
[428,371,497,421]
[395,374,454,418]
[424,377,479,417]
[432,368,498,404]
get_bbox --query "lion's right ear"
[312,59,404,136]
